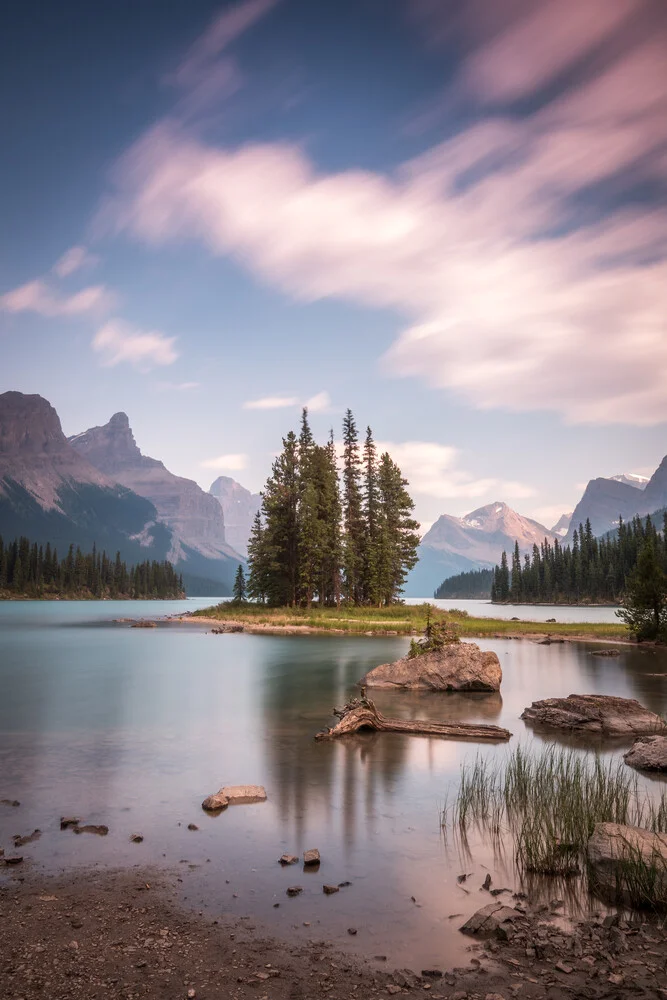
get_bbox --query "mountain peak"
[68,412,141,472]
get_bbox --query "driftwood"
[314,697,511,743]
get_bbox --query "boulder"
[220,785,267,804]
[303,848,320,865]
[359,642,501,692]
[460,902,522,937]
[521,694,666,736]
[201,792,229,811]
[587,822,667,904]
[623,735,667,772]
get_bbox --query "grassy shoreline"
[186,602,628,640]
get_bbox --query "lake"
[1,599,665,970]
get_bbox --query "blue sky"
[2,0,666,530]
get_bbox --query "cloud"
[168,0,278,116]
[243,395,299,409]
[156,380,200,391]
[93,318,178,367]
[375,441,536,502]
[1,279,113,317]
[201,452,248,470]
[52,245,98,278]
[528,505,574,529]
[104,0,667,426]
[304,391,331,413]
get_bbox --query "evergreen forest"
[0,534,184,599]
[490,513,667,604]
[247,409,420,606]
[434,568,494,599]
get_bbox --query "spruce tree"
[361,426,380,604]
[232,564,247,603]
[617,538,667,641]
[342,409,365,603]
[375,453,420,604]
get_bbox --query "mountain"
[208,476,261,557]
[69,413,242,589]
[610,473,649,490]
[0,391,173,562]
[405,501,555,597]
[550,512,572,537]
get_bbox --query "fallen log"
[314,697,511,743]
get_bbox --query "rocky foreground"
[2,867,666,1000]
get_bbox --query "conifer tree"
[342,409,365,603]
[617,537,667,640]
[374,453,420,605]
[361,426,380,604]
[232,564,247,603]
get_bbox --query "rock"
[60,817,81,829]
[1,799,20,807]
[201,792,230,811]
[359,642,502,692]
[129,833,144,843]
[591,648,620,657]
[130,620,157,628]
[286,886,303,897]
[338,881,352,887]
[211,624,244,634]
[303,848,320,865]
[73,824,109,835]
[347,927,358,935]
[555,961,572,974]
[219,785,267,804]
[12,829,41,846]
[279,854,299,865]
[422,968,443,977]
[545,617,556,622]
[3,855,24,865]
[322,884,339,894]
[460,903,521,937]
[535,636,565,644]
[521,694,667,736]
[187,823,199,831]
[623,735,667,772]
[386,986,402,995]
[482,873,492,890]
[587,822,667,904]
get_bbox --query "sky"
[2,0,666,531]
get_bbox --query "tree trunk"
[315,697,511,743]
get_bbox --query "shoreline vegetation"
[184,602,629,640]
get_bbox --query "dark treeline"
[0,533,184,599]
[490,513,667,604]
[434,568,494,599]
[247,408,420,606]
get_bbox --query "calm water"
[407,597,622,624]
[1,600,665,969]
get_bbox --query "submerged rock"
[359,642,502,692]
[521,694,666,736]
[220,785,267,804]
[590,648,621,656]
[73,824,109,836]
[623,734,667,772]
[279,854,299,865]
[587,822,667,905]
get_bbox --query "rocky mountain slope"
[0,391,172,563]
[566,463,667,541]
[405,502,555,597]
[208,476,261,556]
[550,512,572,537]
[69,413,242,586]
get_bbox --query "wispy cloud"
[201,452,248,470]
[243,395,299,410]
[93,319,178,368]
[304,391,331,413]
[168,0,278,116]
[52,245,99,278]
[376,441,536,502]
[105,0,667,426]
[0,278,113,317]
[156,380,200,391]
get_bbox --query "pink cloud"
[0,279,113,317]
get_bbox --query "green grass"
[190,601,627,639]
[446,745,667,908]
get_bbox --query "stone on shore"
[460,902,522,938]
[521,694,666,736]
[587,822,667,903]
[359,642,502,692]
[623,734,667,772]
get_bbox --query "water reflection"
[1,602,666,969]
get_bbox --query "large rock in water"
[521,694,666,736]
[623,735,667,772]
[587,823,667,905]
[359,642,502,692]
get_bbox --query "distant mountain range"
[0,392,243,594]
[566,464,667,542]
[208,476,261,557]
[404,502,557,597]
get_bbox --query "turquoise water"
[0,601,665,968]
